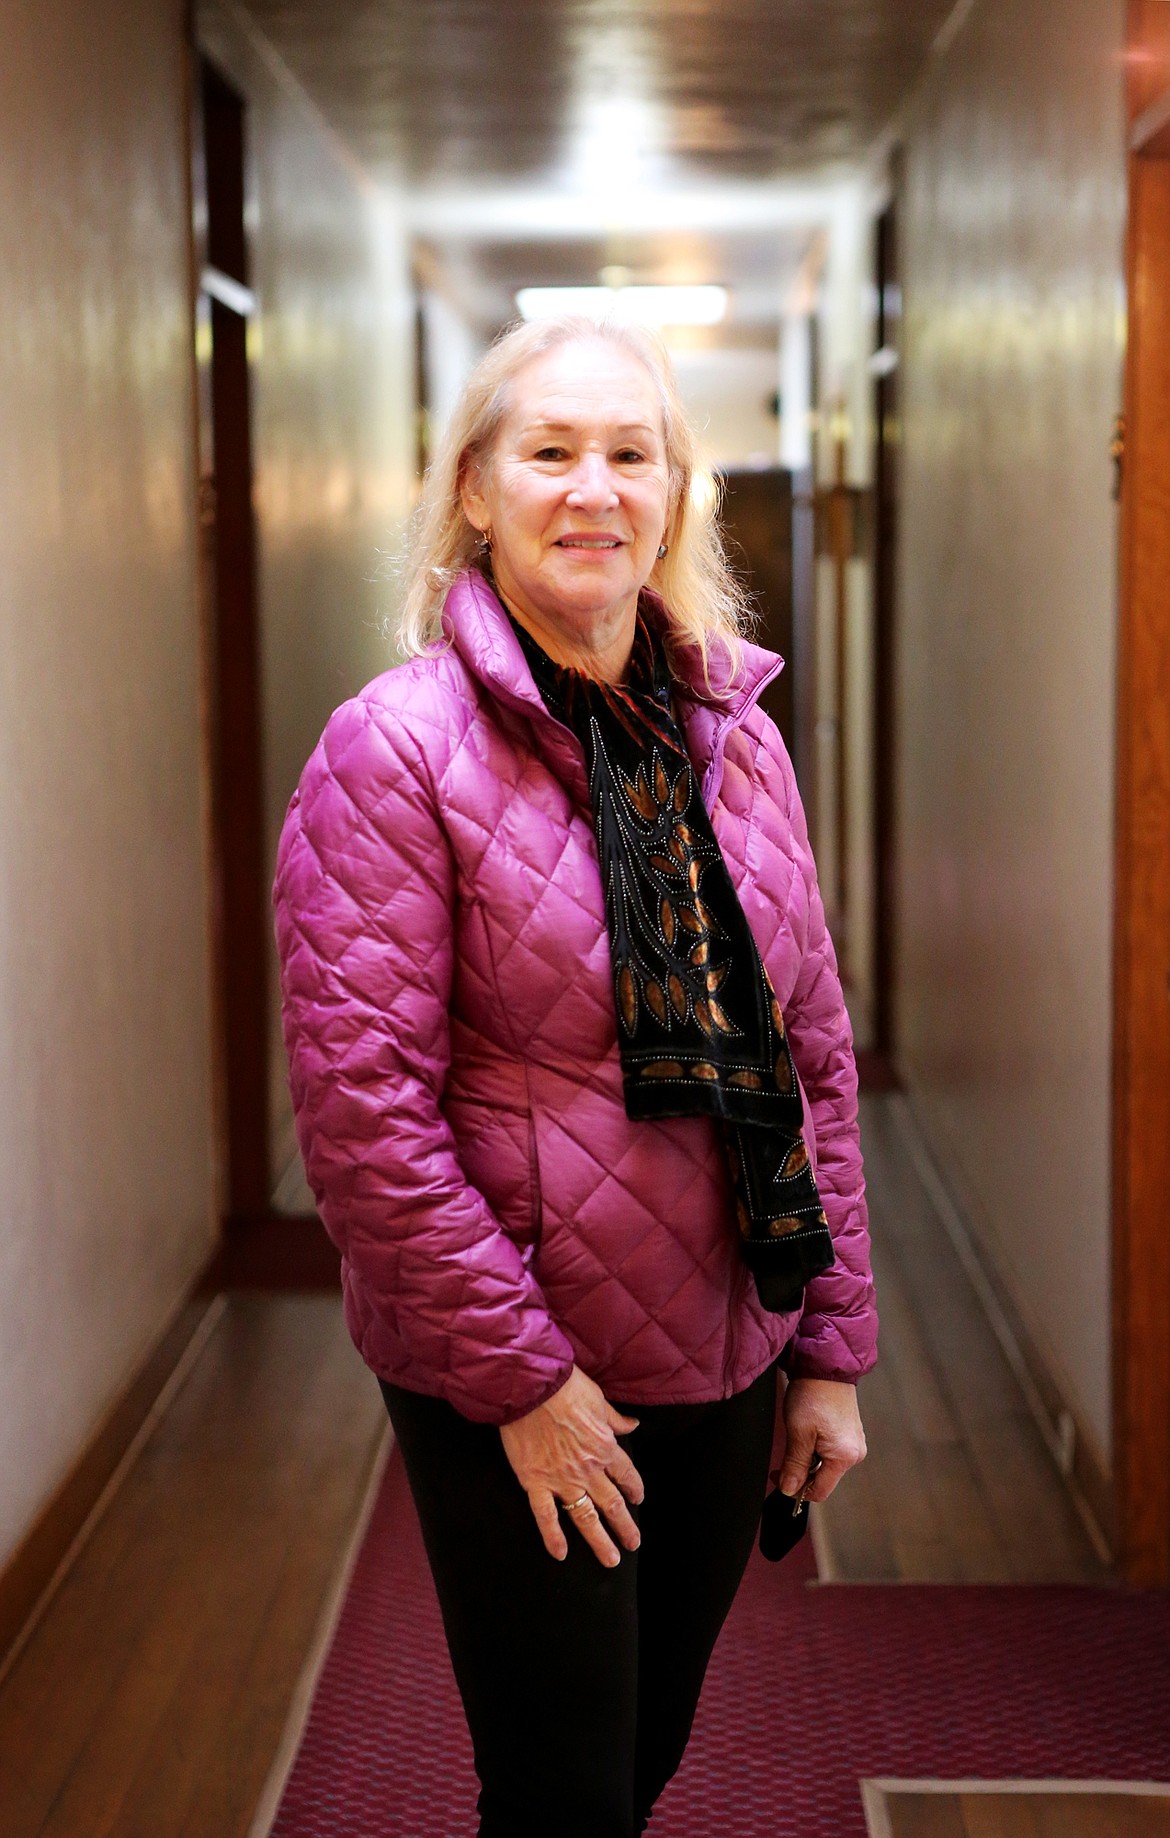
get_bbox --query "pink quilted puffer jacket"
[273,568,877,1424]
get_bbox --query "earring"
[477,524,492,552]
[657,542,668,560]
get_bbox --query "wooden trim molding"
[0,1287,222,1672]
[1130,86,1170,155]
[1113,1,1170,1587]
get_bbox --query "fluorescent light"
[515,285,728,327]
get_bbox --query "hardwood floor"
[816,1096,1108,1584]
[0,1295,386,1838]
[870,1784,1170,1837]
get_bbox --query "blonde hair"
[394,315,754,695]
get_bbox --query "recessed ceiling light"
[515,284,728,326]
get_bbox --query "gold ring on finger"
[561,1493,592,1513]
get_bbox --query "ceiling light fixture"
[515,285,728,327]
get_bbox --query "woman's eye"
[534,446,566,461]
[616,449,646,464]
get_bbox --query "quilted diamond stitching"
[271,580,877,1421]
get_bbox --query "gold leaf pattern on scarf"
[781,1141,810,1178]
[690,939,710,966]
[676,905,703,933]
[667,834,687,864]
[774,1051,794,1093]
[654,756,670,804]
[623,764,659,821]
[616,963,638,1035]
[768,1215,804,1237]
[641,1058,685,1077]
[728,1070,762,1087]
[693,997,713,1035]
[707,997,737,1034]
[771,997,786,1037]
[645,979,668,1025]
[705,964,728,991]
[686,858,703,891]
[694,896,718,929]
[691,1060,718,1079]
[650,852,683,877]
[672,770,689,811]
[667,973,688,1019]
[660,898,676,945]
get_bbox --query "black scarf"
[506,593,835,1313]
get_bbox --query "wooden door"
[871,194,900,1063]
[1113,0,1170,1586]
[718,468,797,755]
[192,57,270,1233]
[189,50,339,1288]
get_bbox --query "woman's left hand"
[775,1376,867,1502]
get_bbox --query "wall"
[668,343,783,471]
[421,286,486,450]
[0,0,417,1567]
[197,4,417,1191]
[895,0,1126,1467]
[0,0,216,1566]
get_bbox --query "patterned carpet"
[268,1448,1170,1838]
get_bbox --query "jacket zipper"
[700,654,785,812]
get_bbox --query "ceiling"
[235,0,958,188]
[233,0,956,339]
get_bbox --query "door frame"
[191,53,271,1233]
[871,187,900,1065]
[1112,0,1170,1587]
[187,38,338,1287]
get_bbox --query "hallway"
[0,1096,1118,1838]
[3,0,1170,1831]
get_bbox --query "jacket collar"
[442,567,783,805]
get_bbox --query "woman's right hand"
[500,1365,645,1567]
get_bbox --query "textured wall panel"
[896,0,1126,1464]
[0,1,215,1564]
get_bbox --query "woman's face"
[462,338,672,658]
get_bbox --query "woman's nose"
[565,455,619,512]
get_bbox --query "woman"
[273,316,877,1838]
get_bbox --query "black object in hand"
[759,1453,822,1563]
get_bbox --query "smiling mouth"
[556,536,622,550]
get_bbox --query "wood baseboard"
[0,1282,222,1671]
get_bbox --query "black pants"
[379,1356,778,1838]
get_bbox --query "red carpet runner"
[269,1446,1170,1837]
